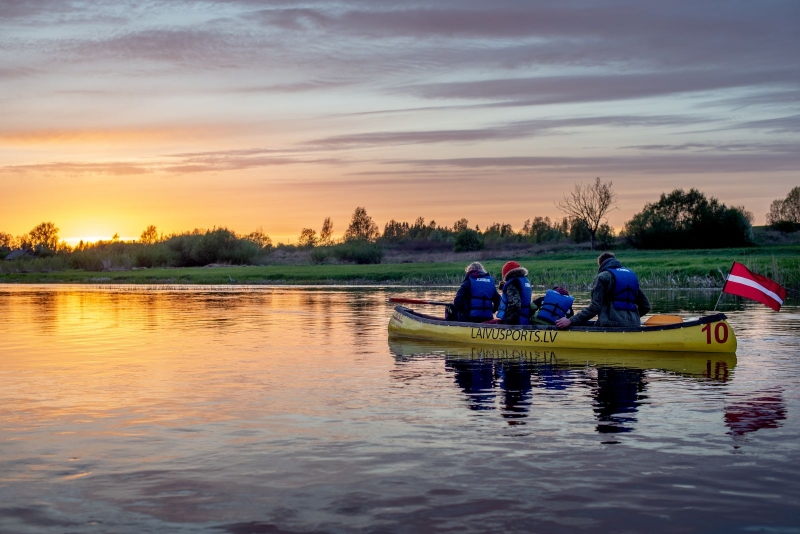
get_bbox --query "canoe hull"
[388,306,737,353]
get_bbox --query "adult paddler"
[451,262,501,322]
[555,252,651,329]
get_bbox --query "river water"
[0,285,798,533]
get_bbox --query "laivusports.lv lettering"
[470,327,558,343]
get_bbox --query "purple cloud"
[306,115,708,148]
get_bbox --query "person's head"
[597,252,615,266]
[501,261,521,280]
[552,286,570,296]
[465,261,485,274]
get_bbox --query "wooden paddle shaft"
[389,297,451,306]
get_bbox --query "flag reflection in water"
[725,388,786,448]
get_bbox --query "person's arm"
[453,278,469,311]
[636,289,651,317]
[502,283,521,324]
[557,274,607,328]
[532,296,544,311]
[492,290,501,313]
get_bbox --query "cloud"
[230,79,355,93]
[0,0,71,19]
[387,152,800,174]
[3,161,150,176]
[0,66,38,79]
[726,114,800,134]
[621,142,800,154]
[398,70,800,105]
[703,91,800,109]
[306,115,707,149]
[163,155,340,173]
[61,27,255,67]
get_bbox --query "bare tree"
[298,228,317,248]
[140,225,159,244]
[319,217,333,245]
[344,207,379,242]
[556,177,617,250]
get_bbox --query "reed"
[3,245,799,290]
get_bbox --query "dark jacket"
[454,270,501,322]
[499,267,532,325]
[569,258,651,328]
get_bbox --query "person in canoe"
[450,262,501,322]
[495,261,534,325]
[531,286,575,325]
[555,252,651,329]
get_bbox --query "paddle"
[389,297,451,306]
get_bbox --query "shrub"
[164,228,259,266]
[624,189,754,249]
[309,247,330,264]
[453,229,484,252]
[133,243,175,268]
[69,250,105,271]
[331,242,383,264]
[771,220,800,233]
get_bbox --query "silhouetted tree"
[245,227,273,249]
[453,218,469,232]
[767,186,800,230]
[140,225,159,244]
[319,217,334,245]
[556,177,617,250]
[344,207,379,242]
[28,222,59,251]
[454,229,484,252]
[298,228,317,248]
[382,219,410,242]
[624,188,753,249]
[0,232,15,251]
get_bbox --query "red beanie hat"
[501,261,520,279]
[552,286,570,296]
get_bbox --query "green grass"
[2,245,799,289]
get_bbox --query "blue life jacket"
[468,275,497,320]
[608,267,639,311]
[536,290,575,324]
[497,276,533,325]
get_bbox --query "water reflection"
[592,367,646,435]
[726,389,786,447]
[0,285,797,533]
[391,340,736,436]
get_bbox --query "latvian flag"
[723,261,787,311]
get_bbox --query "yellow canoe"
[388,306,737,353]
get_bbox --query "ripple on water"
[0,285,798,533]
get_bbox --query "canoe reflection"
[389,340,737,433]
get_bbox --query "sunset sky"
[1,0,798,244]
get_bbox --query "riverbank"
[3,245,798,289]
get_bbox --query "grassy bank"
[2,245,798,289]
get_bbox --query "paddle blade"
[644,315,684,326]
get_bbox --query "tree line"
[2,182,796,268]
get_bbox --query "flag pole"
[713,261,735,312]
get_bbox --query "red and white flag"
[723,261,787,311]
